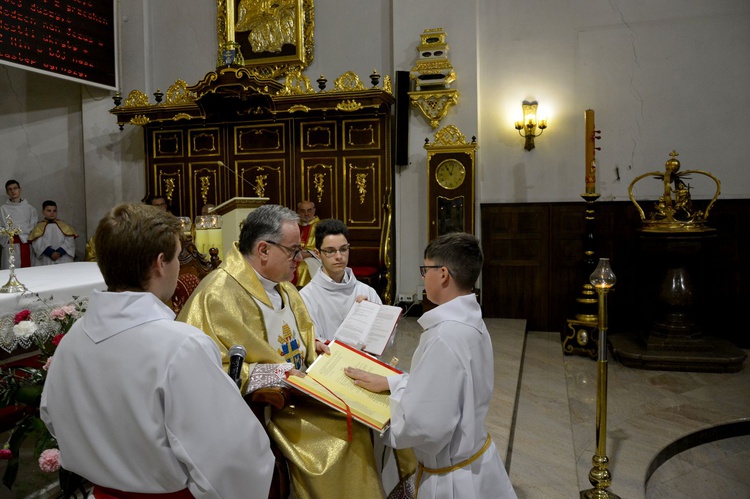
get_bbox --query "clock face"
[435,159,466,189]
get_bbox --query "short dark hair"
[95,203,181,292]
[147,195,168,206]
[42,200,57,209]
[5,180,19,189]
[424,232,483,291]
[314,219,349,249]
[238,204,299,255]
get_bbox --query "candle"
[226,0,236,44]
[585,109,596,194]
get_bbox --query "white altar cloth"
[0,262,105,315]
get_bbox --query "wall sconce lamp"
[514,100,548,151]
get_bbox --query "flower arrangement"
[0,295,87,491]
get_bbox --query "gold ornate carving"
[383,75,392,95]
[122,90,150,107]
[336,99,362,112]
[313,172,325,203]
[333,71,366,92]
[218,0,315,80]
[278,68,316,95]
[163,178,176,203]
[409,89,459,129]
[130,115,150,126]
[355,173,368,204]
[164,80,197,105]
[628,150,721,233]
[288,104,311,113]
[200,176,211,205]
[432,124,469,147]
[254,174,268,197]
[174,113,194,121]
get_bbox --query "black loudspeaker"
[394,70,410,166]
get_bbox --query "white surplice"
[300,267,381,341]
[30,221,76,265]
[0,199,38,268]
[384,294,517,499]
[40,290,274,499]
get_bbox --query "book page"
[361,304,401,356]
[286,341,400,430]
[333,300,380,348]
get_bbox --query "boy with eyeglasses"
[300,217,417,498]
[300,218,381,342]
[345,232,517,499]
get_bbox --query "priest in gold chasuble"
[177,204,386,499]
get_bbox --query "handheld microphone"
[227,345,247,390]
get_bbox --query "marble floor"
[384,318,750,499]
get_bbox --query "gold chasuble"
[177,243,385,499]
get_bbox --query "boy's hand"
[344,367,389,393]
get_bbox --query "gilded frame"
[217,0,314,79]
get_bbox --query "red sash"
[92,485,193,499]
[12,235,31,268]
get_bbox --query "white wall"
[1,0,748,300]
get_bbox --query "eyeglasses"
[419,265,444,277]
[265,240,303,260]
[320,244,350,257]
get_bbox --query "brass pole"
[581,288,620,499]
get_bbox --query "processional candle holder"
[564,110,602,357]
[581,257,619,499]
[0,215,27,294]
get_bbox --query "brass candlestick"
[0,215,27,294]
[581,258,619,499]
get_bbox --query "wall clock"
[425,125,477,241]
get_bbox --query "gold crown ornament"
[628,150,721,232]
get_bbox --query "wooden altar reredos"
[109,67,396,303]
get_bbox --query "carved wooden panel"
[188,128,221,157]
[152,130,183,158]
[345,156,380,227]
[152,163,187,215]
[342,119,380,150]
[235,160,286,206]
[234,123,287,154]
[300,158,337,219]
[189,162,224,218]
[300,121,337,152]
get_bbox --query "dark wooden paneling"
[481,200,749,348]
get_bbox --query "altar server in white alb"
[0,179,38,269]
[299,218,381,341]
[346,232,518,499]
[41,203,274,499]
[29,200,78,265]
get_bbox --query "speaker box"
[394,71,410,166]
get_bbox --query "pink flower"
[38,448,61,473]
[43,356,53,371]
[14,309,31,324]
[51,334,65,346]
[0,449,12,460]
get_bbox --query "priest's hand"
[344,367,389,393]
[354,295,369,303]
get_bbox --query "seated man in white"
[300,218,381,340]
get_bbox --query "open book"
[333,300,401,356]
[285,340,402,432]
